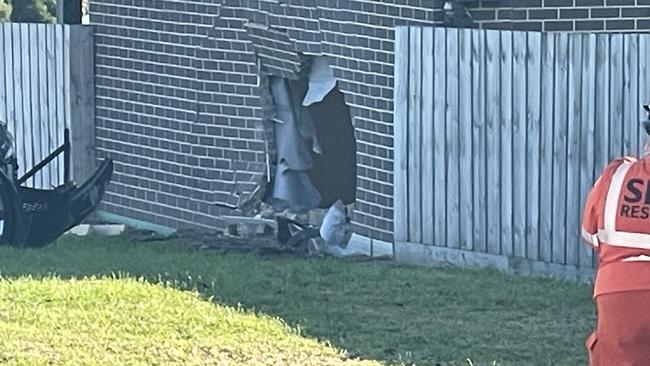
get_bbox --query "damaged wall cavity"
[258,55,359,251]
[235,0,390,240]
[268,75,322,211]
[301,57,357,209]
[241,14,357,226]
[263,57,357,216]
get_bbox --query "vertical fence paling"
[512,31,527,259]
[459,28,473,251]
[433,28,447,247]
[539,32,555,264]
[447,28,461,250]
[472,29,487,254]
[566,34,583,267]
[395,26,650,269]
[0,23,69,189]
[421,27,435,246]
[551,32,568,265]
[579,34,597,268]
[526,31,542,262]
[485,30,500,256]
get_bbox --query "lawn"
[0,277,378,365]
[0,234,596,365]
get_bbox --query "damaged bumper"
[0,124,113,248]
[10,158,114,247]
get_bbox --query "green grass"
[0,277,378,365]
[0,235,596,365]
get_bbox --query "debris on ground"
[173,229,320,257]
[67,224,126,237]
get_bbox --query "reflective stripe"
[622,255,650,262]
[582,227,599,247]
[598,229,650,250]
[581,227,592,243]
[604,162,632,231]
[597,160,650,250]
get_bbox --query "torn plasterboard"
[269,76,321,210]
[302,57,337,107]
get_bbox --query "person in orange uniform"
[582,104,650,365]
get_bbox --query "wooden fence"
[393,26,650,277]
[0,23,94,189]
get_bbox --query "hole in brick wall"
[265,57,357,212]
[306,84,357,209]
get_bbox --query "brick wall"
[469,0,650,32]
[90,0,650,243]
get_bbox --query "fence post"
[393,26,410,243]
[68,25,95,184]
[57,0,82,25]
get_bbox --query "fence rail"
[393,26,650,274]
[0,23,94,189]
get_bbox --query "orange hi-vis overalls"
[582,156,650,365]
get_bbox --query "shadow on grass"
[0,235,595,366]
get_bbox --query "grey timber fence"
[393,26,650,277]
[0,23,95,189]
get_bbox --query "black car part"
[0,124,113,247]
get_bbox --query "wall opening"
[265,57,357,213]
